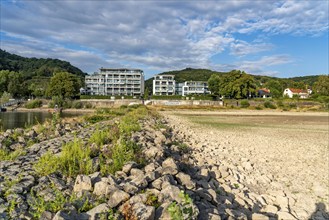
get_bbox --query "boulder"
[108,189,130,208]
[73,175,92,192]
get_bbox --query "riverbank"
[161,110,329,219]
[1,106,328,219]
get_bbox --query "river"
[0,111,83,130]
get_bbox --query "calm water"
[0,111,82,130]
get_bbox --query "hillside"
[0,49,86,78]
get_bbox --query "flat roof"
[100,68,143,72]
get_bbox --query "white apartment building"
[85,68,144,96]
[182,81,210,96]
[153,75,175,95]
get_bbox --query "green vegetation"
[263,101,277,109]
[25,99,43,109]
[240,100,250,108]
[0,49,85,99]
[46,72,82,102]
[34,105,149,177]
[208,70,257,99]
[168,192,198,220]
[0,148,26,161]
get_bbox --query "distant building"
[153,75,175,95]
[258,88,271,98]
[85,68,144,96]
[182,81,210,96]
[283,88,310,99]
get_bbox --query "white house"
[283,88,310,99]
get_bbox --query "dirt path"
[161,110,329,219]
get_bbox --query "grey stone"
[132,202,155,220]
[176,172,195,190]
[108,189,130,208]
[73,175,92,192]
[86,203,110,220]
[252,213,270,220]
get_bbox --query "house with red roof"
[258,88,271,98]
[283,88,310,98]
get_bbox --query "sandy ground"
[162,109,329,218]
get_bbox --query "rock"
[93,181,117,197]
[276,211,297,220]
[53,210,77,220]
[131,202,155,220]
[40,211,54,220]
[130,174,148,189]
[86,203,110,220]
[159,185,182,203]
[122,182,139,194]
[162,158,178,174]
[122,162,138,174]
[89,172,101,186]
[155,202,171,220]
[143,147,163,160]
[108,189,130,208]
[176,172,195,189]
[252,213,270,220]
[73,175,92,192]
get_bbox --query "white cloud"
[0,0,327,75]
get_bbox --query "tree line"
[207,70,329,99]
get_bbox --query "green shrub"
[168,192,198,220]
[84,115,109,124]
[28,188,67,219]
[72,101,83,109]
[25,99,43,109]
[255,105,263,110]
[0,148,26,161]
[240,100,250,108]
[84,102,93,108]
[276,100,284,108]
[89,129,109,147]
[34,138,95,177]
[264,101,277,109]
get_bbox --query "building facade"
[153,75,176,95]
[85,68,144,96]
[283,88,310,99]
[182,81,210,96]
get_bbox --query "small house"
[283,88,309,99]
[258,88,271,98]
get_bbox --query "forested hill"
[0,49,86,78]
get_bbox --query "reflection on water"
[0,111,82,130]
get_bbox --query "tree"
[213,70,256,99]
[264,79,283,98]
[207,74,221,95]
[313,75,329,96]
[46,72,81,99]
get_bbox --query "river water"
[0,111,82,130]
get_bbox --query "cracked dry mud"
[161,110,329,219]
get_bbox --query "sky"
[0,0,328,79]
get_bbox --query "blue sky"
[0,0,328,79]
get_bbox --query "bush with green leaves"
[25,99,43,109]
[0,148,26,161]
[168,192,198,220]
[34,138,95,177]
[240,100,250,108]
[72,101,83,109]
[264,101,277,109]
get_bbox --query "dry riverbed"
[161,109,329,219]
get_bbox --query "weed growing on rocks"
[168,191,198,220]
[34,138,95,177]
[0,148,26,161]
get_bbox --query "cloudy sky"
[0,0,328,79]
